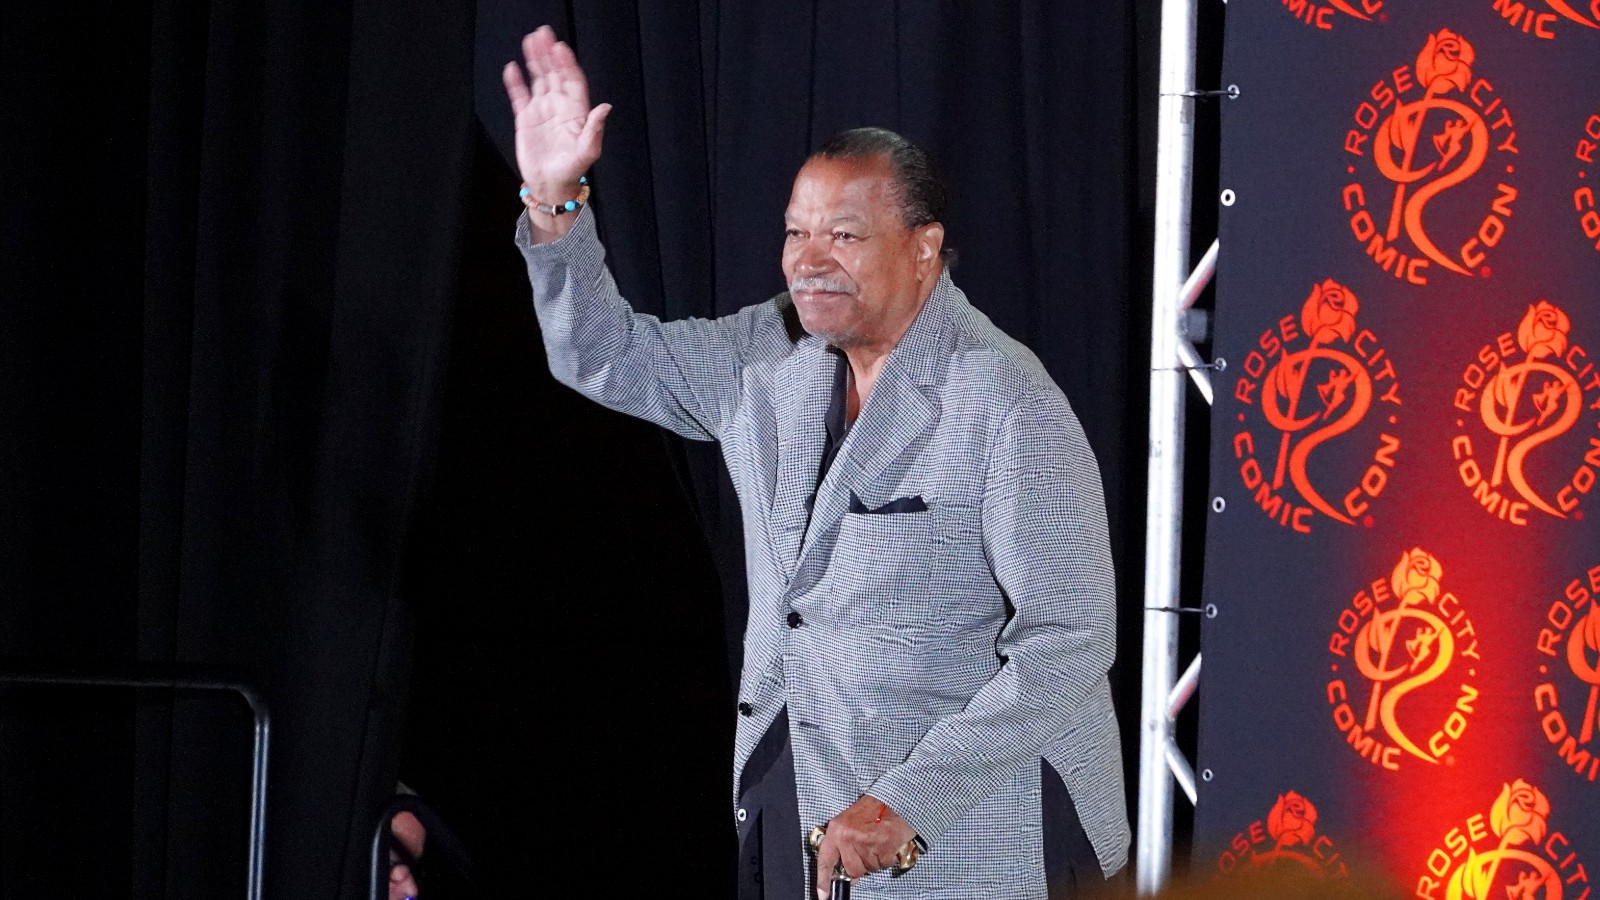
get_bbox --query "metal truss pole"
[1136,0,1200,891]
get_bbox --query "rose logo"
[1491,780,1551,848]
[1268,791,1318,849]
[1231,790,1328,874]
[1216,790,1349,878]
[1518,300,1572,362]
[1353,549,1456,763]
[1427,782,1570,900]
[1372,32,1492,277]
[1260,280,1375,523]
[1393,546,1444,607]
[1449,782,1560,900]
[1447,782,1560,899]
[1565,603,1600,745]
[1480,302,1583,518]
[1416,30,1475,94]
[1302,278,1359,345]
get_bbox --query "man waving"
[504,27,1128,900]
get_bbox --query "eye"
[785,227,803,240]
[832,231,858,243]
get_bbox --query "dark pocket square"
[848,491,928,515]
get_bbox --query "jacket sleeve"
[865,388,1118,847]
[516,207,757,441]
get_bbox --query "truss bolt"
[1220,189,1236,207]
[1201,768,1214,782]
[1211,497,1226,513]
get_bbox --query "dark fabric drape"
[0,4,147,896]
[4,0,472,898]
[2,1,1150,898]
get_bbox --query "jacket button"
[738,701,753,716]
[787,611,803,629]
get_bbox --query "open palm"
[502,27,610,197]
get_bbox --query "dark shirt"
[814,349,850,496]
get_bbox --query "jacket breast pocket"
[827,508,943,627]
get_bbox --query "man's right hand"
[501,26,611,242]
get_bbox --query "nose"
[792,234,833,273]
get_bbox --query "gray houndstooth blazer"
[519,209,1129,898]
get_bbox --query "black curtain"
[3,0,474,897]
[1,1,1155,898]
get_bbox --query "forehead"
[785,156,898,222]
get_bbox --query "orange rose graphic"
[1443,782,1565,900]
[1267,791,1318,849]
[1566,603,1600,742]
[1416,30,1475,95]
[1365,31,1495,280]
[1300,279,1360,346]
[1489,780,1550,848]
[1516,300,1571,361]
[1478,299,1586,521]
[1574,598,1600,675]
[1391,547,1443,607]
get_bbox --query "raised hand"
[502,27,611,236]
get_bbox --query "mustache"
[789,276,854,295]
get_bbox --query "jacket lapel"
[796,273,955,571]
[800,362,936,558]
[770,334,833,575]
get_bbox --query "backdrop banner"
[1195,0,1600,894]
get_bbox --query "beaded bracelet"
[519,176,590,216]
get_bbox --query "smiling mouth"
[794,289,851,302]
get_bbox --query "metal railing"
[0,658,269,900]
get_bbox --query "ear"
[914,223,945,280]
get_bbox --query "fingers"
[506,28,551,113]
[814,835,840,900]
[387,863,417,900]
[501,61,531,114]
[522,27,553,81]
[838,842,870,880]
[549,38,591,107]
[579,103,611,159]
[390,811,426,860]
[515,27,596,126]
[814,826,894,898]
